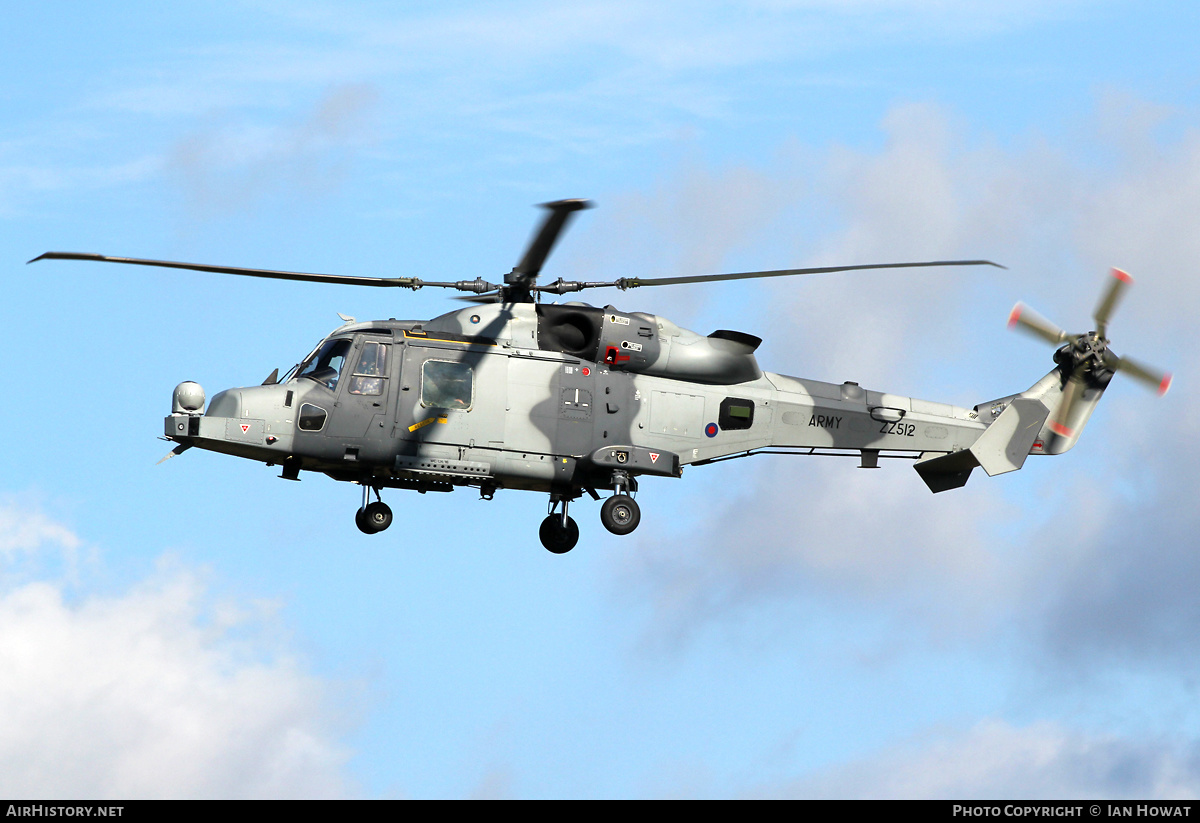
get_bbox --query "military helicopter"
[30,199,1171,553]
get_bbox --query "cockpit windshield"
[295,338,352,390]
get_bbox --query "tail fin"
[915,371,1057,492]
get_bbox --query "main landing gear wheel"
[539,515,579,554]
[600,494,640,535]
[356,501,393,534]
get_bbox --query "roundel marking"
[705,422,719,438]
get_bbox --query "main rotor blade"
[1007,302,1073,346]
[1103,351,1173,395]
[28,252,502,294]
[453,291,503,304]
[513,199,592,279]
[594,259,1004,290]
[1093,267,1133,339]
[29,252,421,288]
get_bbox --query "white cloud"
[770,719,1200,799]
[0,499,80,558]
[4,1,1091,216]
[166,83,379,218]
[618,457,1017,651]
[0,500,355,798]
[613,95,1200,662]
[0,155,162,219]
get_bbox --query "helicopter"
[29,199,1171,553]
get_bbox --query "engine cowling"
[632,317,762,385]
[535,303,762,385]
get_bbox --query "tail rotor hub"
[1063,331,1110,374]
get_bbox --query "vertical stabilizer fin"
[969,396,1052,476]
[914,370,1058,492]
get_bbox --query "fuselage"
[166,301,1060,498]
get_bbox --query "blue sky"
[4,0,1200,798]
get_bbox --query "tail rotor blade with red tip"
[1008,302,1073,346]
[1093,267,1133,339]
[1103,351,1172,395]
[1048,370,1086,440]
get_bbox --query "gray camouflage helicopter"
[30,199,1171,552]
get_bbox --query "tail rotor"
[1008,268,1171,442]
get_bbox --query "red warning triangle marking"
[240,424,250,433]
[649,452,659,462]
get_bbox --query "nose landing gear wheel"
[356,501,393,534]
[600,494,640,535]
[539,515,579,553]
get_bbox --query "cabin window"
[296,338,351,391]
[421,360,473,410]
[719,397,754,430]
[298,403,328,431]
[348,342,389,396]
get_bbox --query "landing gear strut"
[540,496,579,553]
[356,484,393,534]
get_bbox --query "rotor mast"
[503,198,593,303]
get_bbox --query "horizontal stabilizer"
[914,449,979,493]
[915,375,1056,492]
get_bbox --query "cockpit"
[291,338,352,390]
[285,334,393,397]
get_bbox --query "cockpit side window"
[421,359,473,410]
[297,338,352,390]
[348,342,389,396]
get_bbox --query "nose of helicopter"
[205,386,241,418]
[206,383,296,419]
[165,382,297,458]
